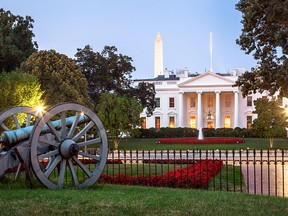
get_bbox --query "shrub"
[135,127,280,139]
[156,137,245,144]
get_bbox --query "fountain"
[198,127,204,140]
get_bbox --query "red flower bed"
[157,137,245,144]
[8,159,223,189]
[99,159,223,189]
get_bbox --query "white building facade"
[133,33,287,130]
[134,68,262,130]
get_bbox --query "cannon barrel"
[0,114,89,147]
[0,103,108,189]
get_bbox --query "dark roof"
[216,73,233,76]
[134,74,180,82]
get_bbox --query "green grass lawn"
[0,184,287,216]
[113,138,288,150]
[0,137,287,215]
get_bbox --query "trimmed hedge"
[157,137,245,144]
[135,127,257,138]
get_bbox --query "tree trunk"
[113,138,120,150]
[269,137,274,149]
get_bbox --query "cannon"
[0,103,108,189]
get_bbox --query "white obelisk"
[210,32,213,72]
[154,32,163,77]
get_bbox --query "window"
[141,117,146,129]
[169,97,175,108]
[190,97,196,108]
[155,98,160,108]
[155,117,160,129]
[155,82,162,85]
[247,96,252,107]
[224,116,231,128]
[169,116,175,128]
[190,116,196,128]
[225,96,231,107]
[247,116,252,129]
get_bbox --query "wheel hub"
[60,139,79,159]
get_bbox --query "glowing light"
[36,105,44,113]
[34,104,46,116]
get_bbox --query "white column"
[215,91,221,128]
[234,91,239,128]
[178,92,184,127]
[197,92,202,129]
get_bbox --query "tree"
[235,1,288,97]
[0,70,44,129]
[96,93,143,149]
[133,82,156,117]
[75,45,134,103]
[74,45,155,115]
[20,50,90,106]
[252,97,288,148]
[0,9,37,72]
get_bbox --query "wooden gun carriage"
[0,103,108,189]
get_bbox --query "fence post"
[282,149,285,197]
[231,149,235,192]
[274,149,277,197]
[253,149,256,195]
[260,149,263,195]
[267,149,270,196]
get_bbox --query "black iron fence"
[95,149,288,197]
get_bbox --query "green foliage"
[137,127,198,138]
[0,70,44,128]
[235,0,288,97]
[75,45,156,114]
[133,82,156,117]
[96,93,143,149]
[252,98,288,138]
[136,127,254,139]
[75,45,134,103]
[20,50,90,106]
[0,70,44,111]
[0,9,37,72]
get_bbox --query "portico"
[176,72,240,129]
[178,90,239,129]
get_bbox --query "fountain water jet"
[198,127,204,140]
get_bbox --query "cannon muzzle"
[0,115,89,148]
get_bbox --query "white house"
[133,33,285,130]
[134,68,265,129]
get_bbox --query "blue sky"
[1,0,257,79]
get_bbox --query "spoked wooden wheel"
[0,106,43,179]
[30,103,108,189]
[0,106,42,141]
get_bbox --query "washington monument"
[154,32,163,77]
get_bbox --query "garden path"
[241,163,288,197]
